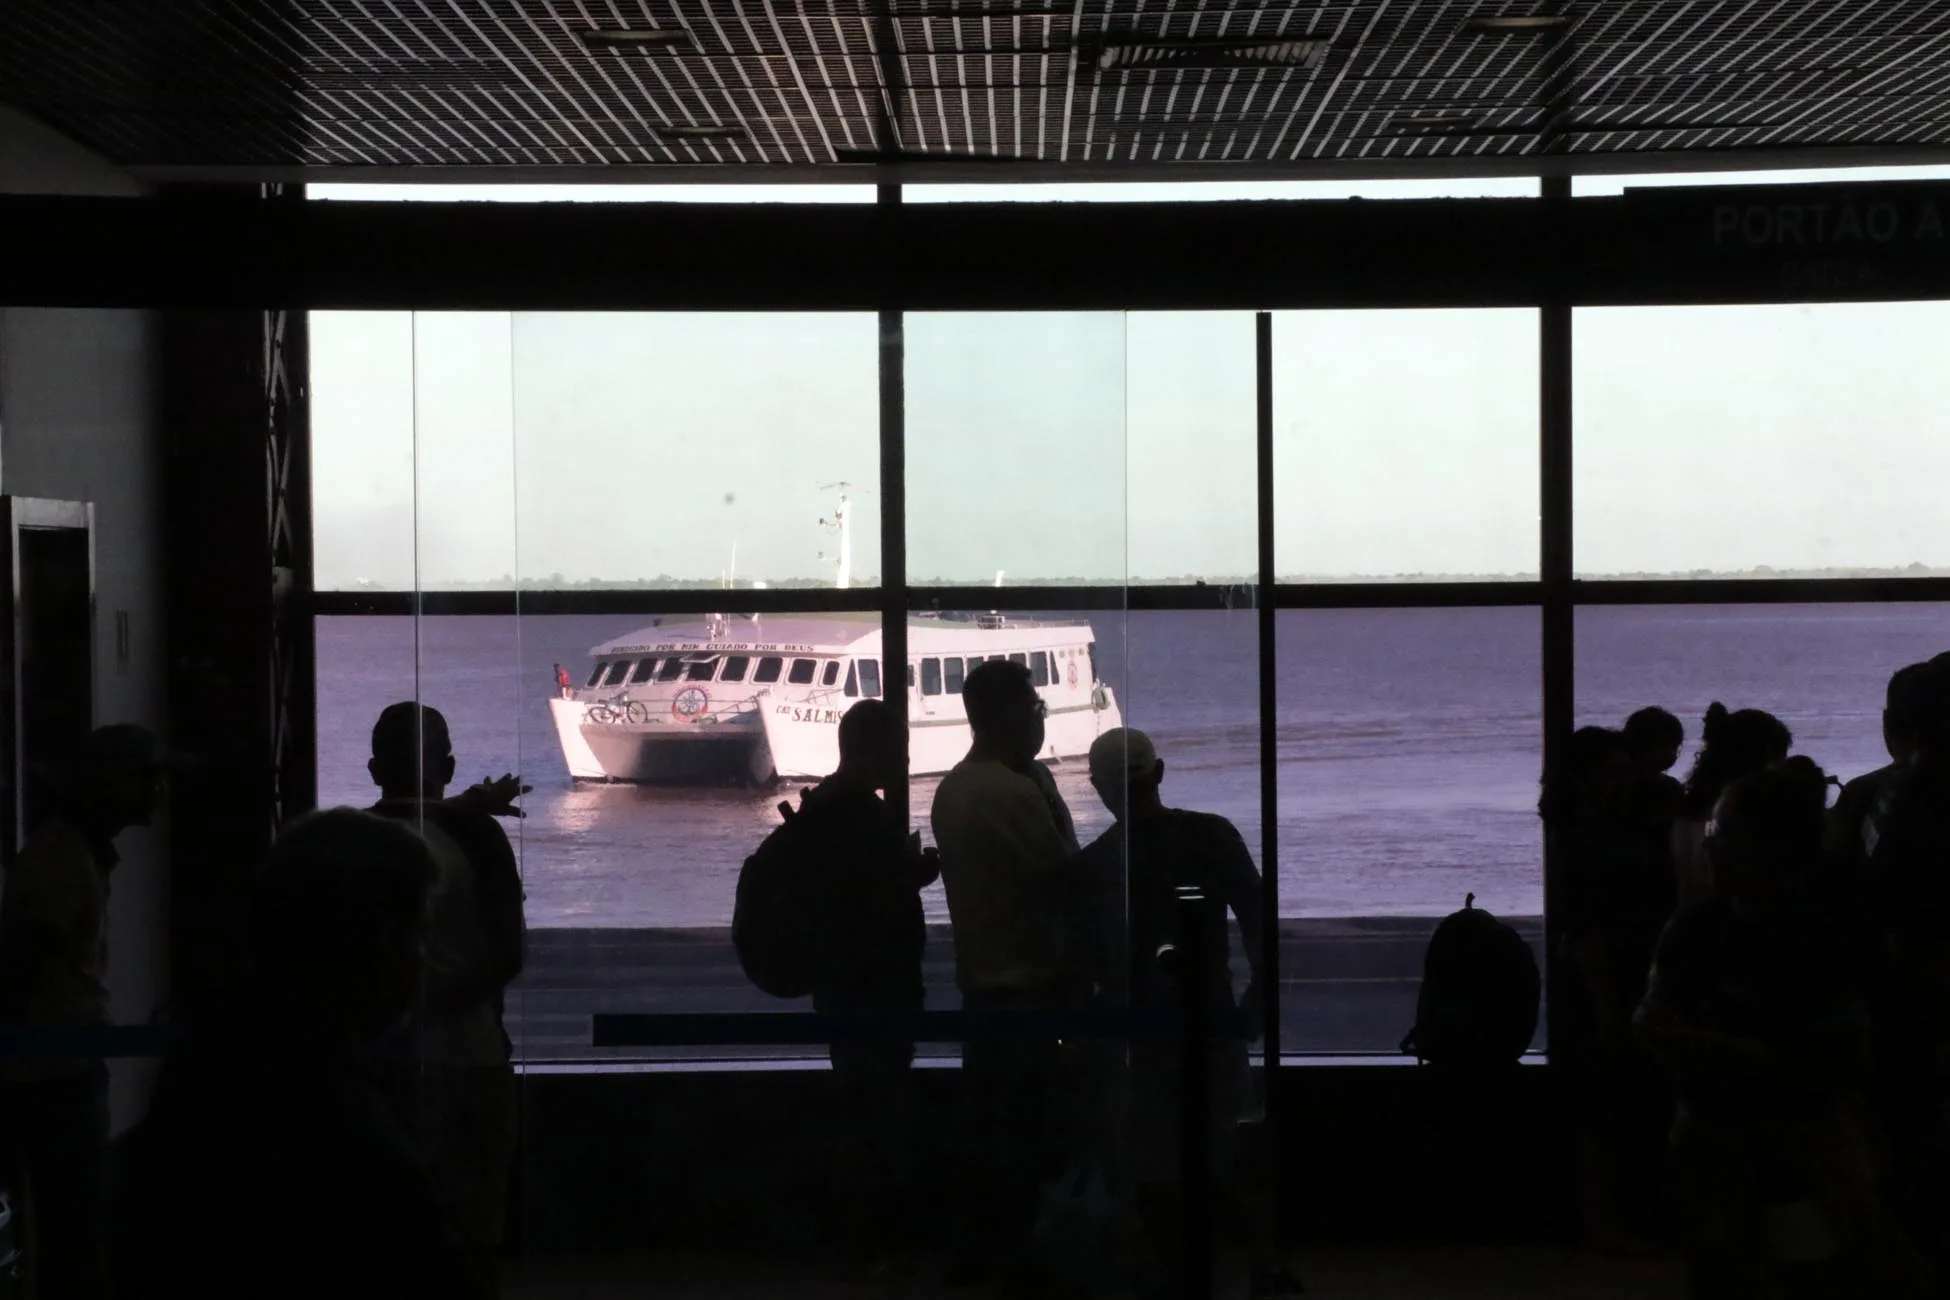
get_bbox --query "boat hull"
[549,689,1123,785]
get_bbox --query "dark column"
[160,183,313,1016]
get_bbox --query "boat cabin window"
[1031,651,1051,688]
[1089,644,1099,683]
[686,658,717,682]
[1008,653,1027,669]
[721,656,751,683]
[753,657,784,684]
[602,661,631,687]
[843,662,858,697]
[859,660,882,698]
[629,658,659,684]
[585,663,607,688]
[657,659,687,683]
[788,658,818,686]
[921,658,943,696]
[945,657,965,695]
[821,661,840,687]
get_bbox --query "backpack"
[732,797,826,999]
[1400,893,1540,1069]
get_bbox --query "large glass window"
[1273,311,1540,581]
[1276,607,1544,1054]
[1575,303,1950,578]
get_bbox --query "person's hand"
[451,773,530,818]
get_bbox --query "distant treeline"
[337,562,1950,592]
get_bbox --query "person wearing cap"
[1078,727,1300,1300]
[366,702,526,1287]
[0,723,167,1300]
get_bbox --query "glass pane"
[1273,311,1540,581]
[1128,313,1257,584]
[1575,603,1950,791]
[1575,303,1950,578]
[310,312,414,592]
[908,178,1538,202]
[1276,608,1544,1055]
[510,314,879,590]
[311,183,875,203]
[906,313,1127,585]
[1574,165,1950,197]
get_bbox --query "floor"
[502,1247,1684,1299]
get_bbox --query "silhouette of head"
[1539,726,1631,826]
[1914,655,1950,759]
[962,659,1044,767]
[1883,662,1935,764]
[1707,757,1830,902]
[1680,703,1792,819]
[837,698,906,790]
[368,702,456,799]
[72,724,167,834]
[1623,707,1684,776]
[251,808,434,1042]
[1088,727,1163,823]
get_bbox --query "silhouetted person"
[366,703,525,1283]
[1625,706,1686,822]
[1828,662,1932,864]
[0,724,164,1300]
[1638,759,1885,1298]
[1543,726,1673,1255]
[127,809,490,1300]
[932,659,1085,1289]
[1861,655,1950,1272]
[1078,729,1299,1300]
[801,699,939,1272]
[1673,704,1792,910]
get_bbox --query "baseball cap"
[1088,727,1159,784]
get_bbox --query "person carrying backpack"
[736,699,938,1273]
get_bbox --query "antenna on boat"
[818,482,861,591]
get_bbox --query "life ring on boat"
[1090,683,1109,712]
[672,687,710,721]
[1067,662,1078,687]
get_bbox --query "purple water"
[315,604,1949,928]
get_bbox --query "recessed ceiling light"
[660,124,746,141]
[1387,112,1482,134]
[1094,38,1329,71]
[580,27,689,49]
[1466,14,1571,31]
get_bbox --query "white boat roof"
[591,612,1097,657]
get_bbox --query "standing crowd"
[1551,655,1950,1297]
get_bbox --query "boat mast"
[819,482,853,590]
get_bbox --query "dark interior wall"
[0,105,168,1135]
[510,1063,1576,1256]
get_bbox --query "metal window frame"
[263,179,1950,1069]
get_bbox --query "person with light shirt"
[931,658,1089,1289]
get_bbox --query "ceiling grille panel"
[4,0,1950,173]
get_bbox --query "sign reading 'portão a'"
[1620,184,1950,300]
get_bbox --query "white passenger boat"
[547,491,1123,784]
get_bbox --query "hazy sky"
[310,166,1950,587]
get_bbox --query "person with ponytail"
[1671,704,1793,910]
